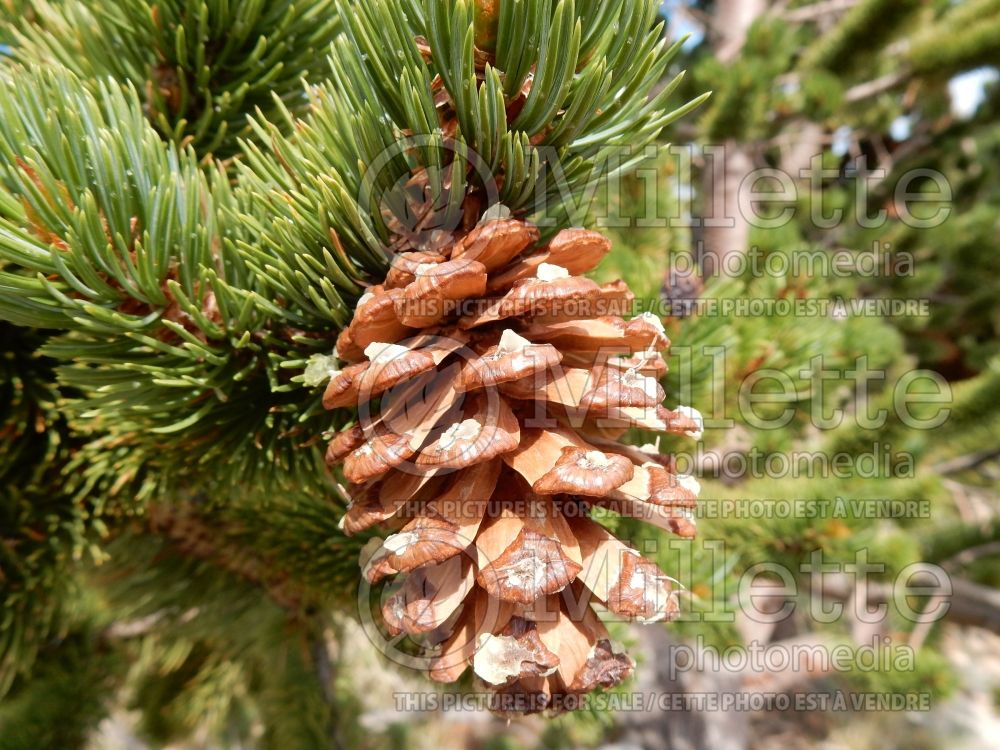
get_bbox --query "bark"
[700,142,755,278]
[698,0,768,278]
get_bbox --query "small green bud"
[304,354,340,387]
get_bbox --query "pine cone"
[323,217,703,714]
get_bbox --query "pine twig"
[934,446,1000,476]
[844,71,909,102]
[783,0,860,24]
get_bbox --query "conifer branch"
[5,0,345,158]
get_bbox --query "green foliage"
[0,323,90,695]
[798,0,923,76]
[596,103,987,719]
[696,18,802,142]
[0,625,125,750]
[0,67,233,331]
[236,0,707,307]
[73,498,374,748]
[908,0,1000,75]
[0,324,61,486]
[6,0,343,157]
[847,102,1000,375]
[0,65,354,499]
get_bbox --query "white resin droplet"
[473,633,557,685]
[364,342,410,364]
[580,450,614,469]
[536,263,570,282]
[439,418,482,450]
[414,263,438,276]
[382,531,420,555]
[636,311,666,333]
[676,405,704,440]
[497,328,533,355]
[676,474,702,496]
[304,354,339,387]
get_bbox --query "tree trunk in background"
[698,0,767,278]
[700,141,755,277]
[617,628,749,750]
[714,0,769,63]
